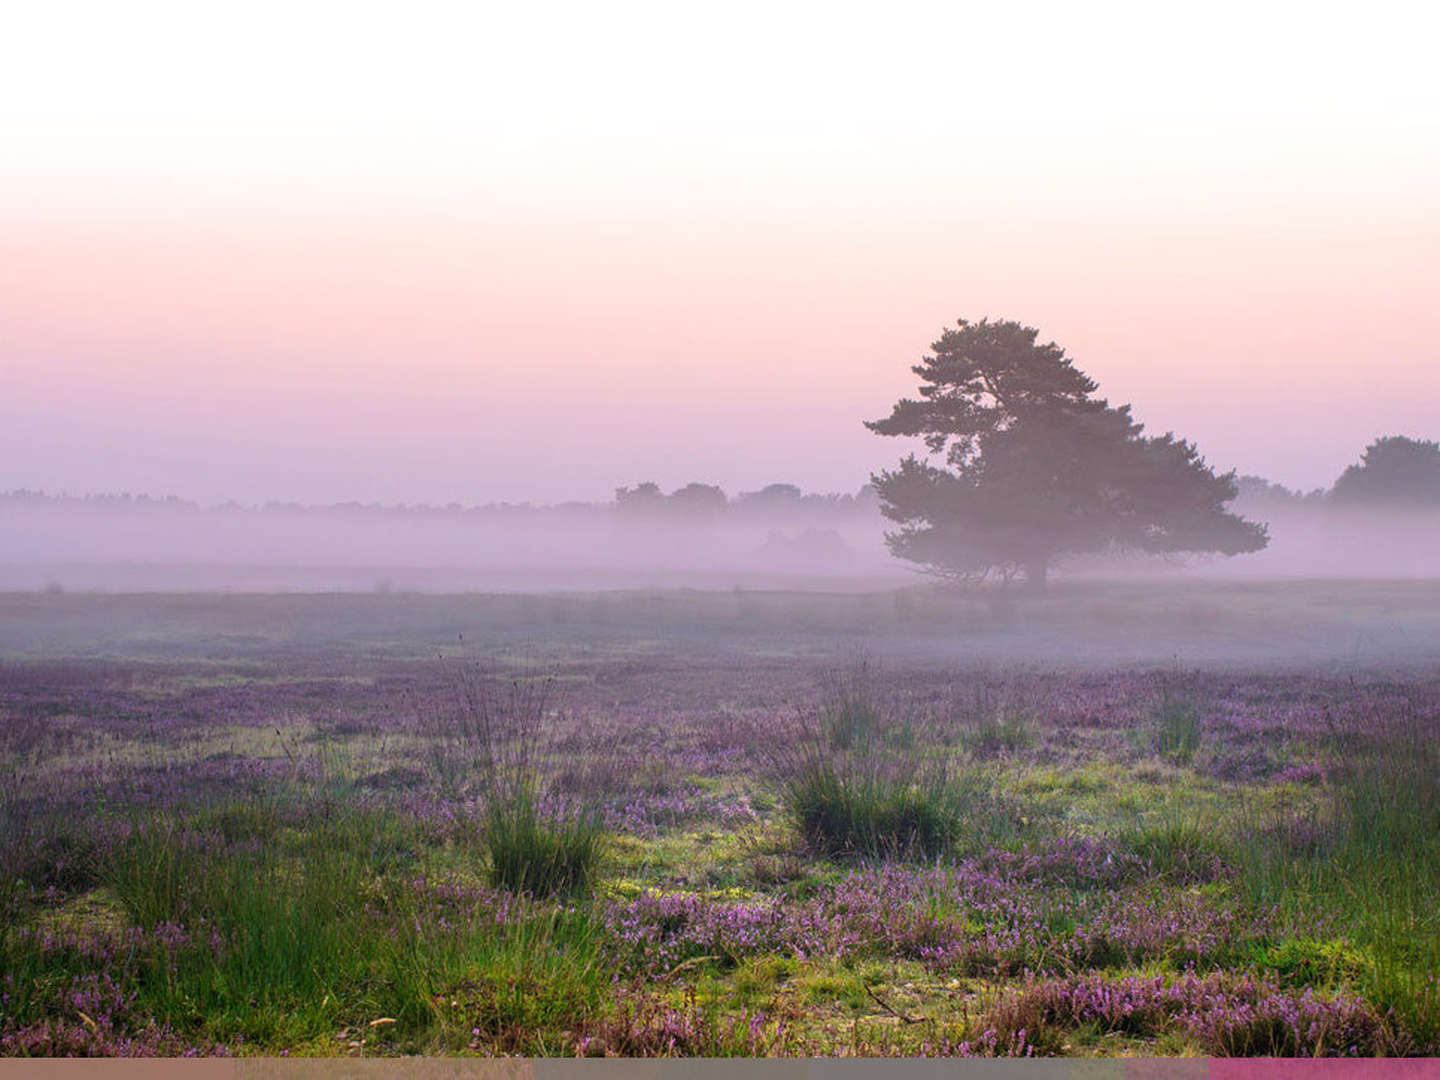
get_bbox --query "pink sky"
[3,7,1438,505]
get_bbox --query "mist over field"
[2,485,1438,674]
[0,492,890,590]
[1,487,1436,594]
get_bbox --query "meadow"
[1,583,1438,1058]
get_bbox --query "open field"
[2,584,1438,1057]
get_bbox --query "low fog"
[1,487,1437,593]
[0,491,898,592]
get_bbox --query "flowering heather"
[0,1017,229,1058]
[601,787,759,837]
[4,590,1440,1057]
[599,859,1267,978]
[0,971,230,1057]
[571,992,792,1057]
[978,972,1408,1056]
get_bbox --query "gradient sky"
[3,2,1438,505]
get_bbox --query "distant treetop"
[1233,476,1327,505]
[736,483,803,507]
[1331,436,1440,506]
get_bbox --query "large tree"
[866,318,1267,589]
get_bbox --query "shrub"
[779,664,1029,860]
[1258,937,1370,988]
[571,991,791,1057]
[14,829,104,895]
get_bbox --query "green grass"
[963,710,1033,756]
[1119,816,1228,883]
[1329,720,1440,1048]
[821,697,885,752]
[6,592,1440,1058]
[1230,716,1440,1050]
[783,761,957,859]
[415,907,609,1055]
[781,750,1028,861]
[483,788,607,898]
[0,794,611,1054]
[1152,693,1201,765]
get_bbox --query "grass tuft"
[1153,690,1201,764]
[782,760,957,860]
[963,710,1033,756]
[1120,817,1228,883]
[484,788,606,898]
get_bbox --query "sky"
[3,1,1438,505]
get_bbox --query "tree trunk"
[1024,559,1048,593]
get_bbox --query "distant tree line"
[613,482,879,518]
[1234,436,1440,510]
[0,483,882,521]
[2,439,1434,527]
[1331,436,1440,506]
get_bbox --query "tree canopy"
[1330,436,1440,506]
[866,318,1268,588]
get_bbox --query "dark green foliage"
[192,799,283,844]
[780,661,1037,860]
[782,660,959,858]
[867,317,1267,587]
